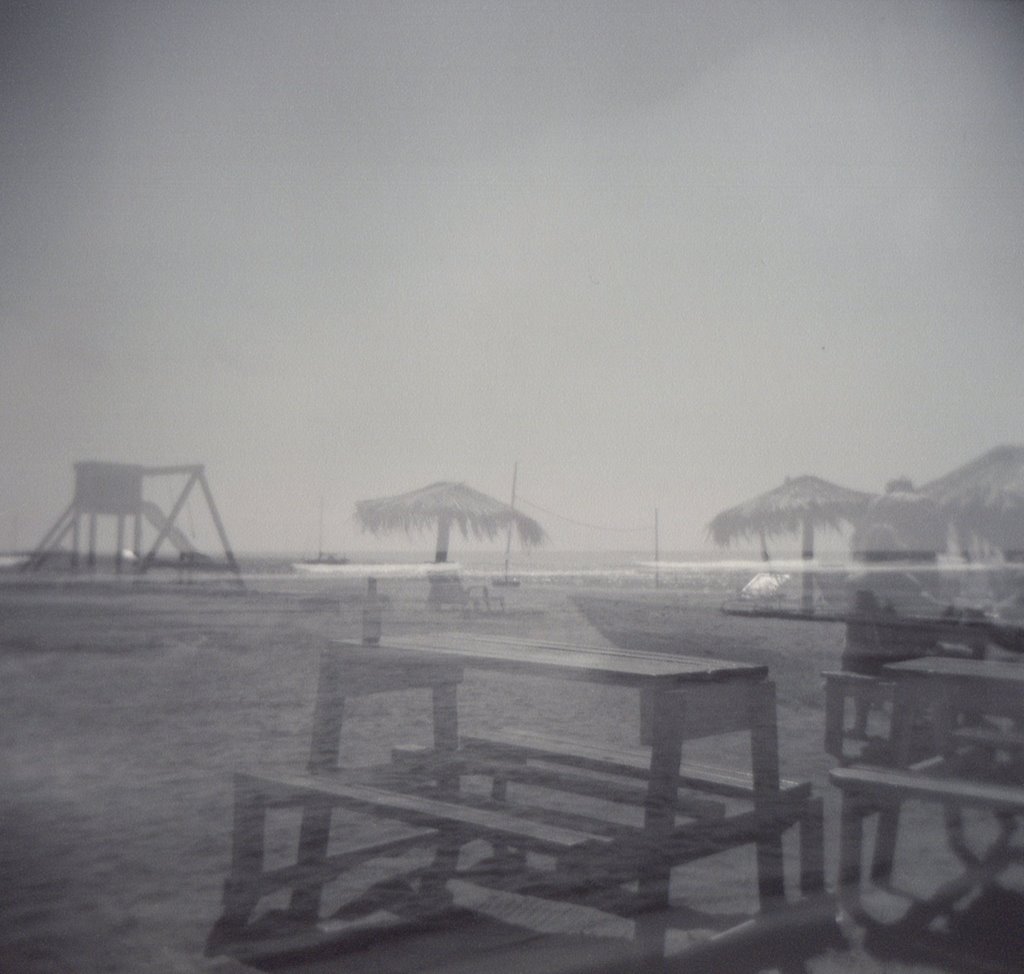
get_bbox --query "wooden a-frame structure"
[25,462,240,578]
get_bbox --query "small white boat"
[739,571,790,600]
[491,575,521,588]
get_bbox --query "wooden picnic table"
[210,633,824,966]
[884,656,1024,764]
[830,655,1024,973]
[821,607,1004,767]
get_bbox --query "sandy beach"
[0,571,1003,973]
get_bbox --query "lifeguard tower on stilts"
[24,462,240,579]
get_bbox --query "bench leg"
[288,803,334,921]
[870,680,928,885]
[634,865,673,958]
[871,803,901,884]
[799,796,826,896]
[837,786,905,919]
[823,678,847,761]
[750,682,787,907]
[835,787,872,928]
[416,830,460,912]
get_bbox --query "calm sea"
[238,548,860,603]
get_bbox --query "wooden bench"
[950,725,1024,755]
[831,764,1024,814]
[454,729,823,901]
[213,768,613,949]
[461,729,812,802]
[427,574,504,613]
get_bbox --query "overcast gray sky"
[2,1,1022,556]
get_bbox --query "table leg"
[873,681,922,882]
[308,650,346,773]
[218,774,268,929]
[421,680,462,908]
[432,680,460,794]
[636,688,684,954]
[873,679,934,883]
[289,650,348,919]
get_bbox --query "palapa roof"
[708,475,874,547]
[921,445,1024,548]
[850,483,947,556]
[355,481,546,547]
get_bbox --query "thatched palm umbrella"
[922,445,1024,559]
[847,481,942,602]
[354,481,546,563]
[851,478,947,563]
[708,475,874,610]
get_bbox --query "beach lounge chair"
[427,572,504,613]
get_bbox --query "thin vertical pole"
[801,518,815,613]
[133,510,143,561]
[87,513,97,568]
[71,506,80,568]
[654,507,660,589]
[434,516,451,564]
[503,461,518,583]
[316,494,324,560]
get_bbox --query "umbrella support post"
[802,519,815,613]
[434,516,451,564]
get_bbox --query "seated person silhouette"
[842,524,945,677]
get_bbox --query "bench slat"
[829,766,1024,813]
[391,744,727,820]
[951,726,1024,752]
[254,830,435,895]
[238,772,611,851]
[463,730,810,800]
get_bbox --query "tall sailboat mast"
[499,460,520,581]
[502,461,518,584]
[316,494,325,561]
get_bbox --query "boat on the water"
[571,592,709,656]
[571,589,841,660]
[574,588,1021,670]
[491,575,521,588]
[719,570,833,620]
[293,495,351,571]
